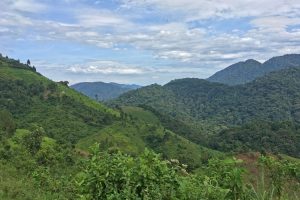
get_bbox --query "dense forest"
[112,66,300,158]
[1,55,300,199]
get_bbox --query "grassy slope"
[0,66,117,116]
[0,162,56,200]
[112,68,300,154]
[0,58,220,169]
[0,64,119,143]
[77,106,221,169]
[0,128,77,199]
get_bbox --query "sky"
[1,0,300,85]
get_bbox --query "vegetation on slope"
[0,54,219,167]
[76,106,221,169]
[0,56,118,144]
[0,55,300,199]
[112,67,300,157]
[211,121,300,158]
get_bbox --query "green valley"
[1,55,300,199]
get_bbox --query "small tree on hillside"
[27,59,31,66]
[0,110,16,138]
[24,126,44,155]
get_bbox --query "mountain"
[0,55,218,168]
[208,54,300,85]
[112,67,300,156]
[0,56,118,144]
[113,67,300,126]
[1,55,300,200]
[71,81,141,101]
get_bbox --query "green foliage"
[178,175,229,200]
[76,148,300,200]
[0,128,77,199]
[204,158,250,200]
[121,106,160,124]
[0,60,118,144]
[211,121,300,157]
[0,55,36,72]
[23,126,44,155]
[76,147,179,200]
[0,109,16,138]
[258,155,300,198]
[112,67,300,157]
[1,55,300,200]
[76,147,230,200]
[0,162,67,200]
[76,120,220,170]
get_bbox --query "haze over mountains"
[71,54,300,102]
[71,82,141,101]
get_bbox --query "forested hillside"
[71,81,141,101]
[112,67,300,157]
[114,67,300,125]
[208,54,300,85]
[1,55,300,199]
[0,56,118,144]
[0,55,219,166]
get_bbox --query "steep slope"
[115,68,300,125]
[0,57,118,144]
[77,106,221,169]
[71,81,141,101]
[208,59,262,85]
[0,55,219,168]
[211,121,300,157]
[112,67,300,155]
[208,54,300,85]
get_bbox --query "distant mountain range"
[71,82,141,101]
[207,54,300,85]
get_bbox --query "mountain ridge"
[112,66,300,156]
[71,81,141,101]
[208,54,300,85]
[0,54,218,168]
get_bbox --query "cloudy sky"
[1,0,300,85]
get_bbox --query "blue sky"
[1,0,300,85]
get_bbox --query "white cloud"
[1,0,300,84]
[121,0,300,20]
[77,10,128,28]
[6,0,47,13]
[67,61,146,74]
[251,16,300,30]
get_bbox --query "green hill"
[112,67,300,156]
[0,57,118,144]
[0,55,218,167]
[77,106,221,169]
[208,54,300,85]
[1,55,300,199]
